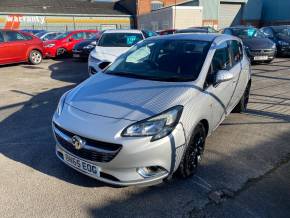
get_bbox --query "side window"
[229,40,243,66]
[212,42,231,72]
[261,28,274,38]
[223,29,232,35]
[205,42,231,87]
[85,32,95,39]
[5,31,26,42]
[0,32,4,42]
[71,32,85,40]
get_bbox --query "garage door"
[219,3,243,29]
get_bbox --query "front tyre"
[177,123,206,178]
[29,50,43,65]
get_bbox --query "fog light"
[137,166,167,178]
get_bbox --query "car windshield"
[274,27,290,37]
[104,39,210,82]
[232,28,265,39]
[98,33,143,47]
[55,32,71,40]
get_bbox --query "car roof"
[103,29,142,34]
[154,33,222,42]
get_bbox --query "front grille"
[249,49,275,56]
[54,123,122,162]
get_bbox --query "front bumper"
[72,49,91,59]
[247,48,276,62]
[44,47,57,58]
[52,106,186,186]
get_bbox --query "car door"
[2,31,29,62]
[0,31,10,64]
[204,41,235,128]
[227,40,244,110]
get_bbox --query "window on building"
[151,0,164,11]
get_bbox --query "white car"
[88,29,145,76]
[53,34,251,186]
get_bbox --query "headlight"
[278,40,289,46]
[45,43,55,48]
[56,92,69,116]
[84,44,95,50]
[272,43,276,49]
[122,106,183,141]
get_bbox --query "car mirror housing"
[91,41,97,46]
[214,70,234,86]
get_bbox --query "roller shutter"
[219,2,243,29]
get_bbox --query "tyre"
[29,50,42,65]
[177,123,206,178]
[56,48,67,57]
[233,82,251,113]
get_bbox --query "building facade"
[0,0,133,31]
[261,0,290,25]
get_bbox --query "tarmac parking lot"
[1,58,290,218]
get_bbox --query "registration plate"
[73,54,80,58]
[254,56,268,60]
[63,152,100,177]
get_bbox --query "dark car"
[193,26,217,33]
[72,34,100,60]
[261,26,290,56]
[223,26,276,63]
[176,28,208,34]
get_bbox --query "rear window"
[98,33,143,47]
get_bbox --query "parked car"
[223,26,276,63]
[44,30,97,58]
[21,29,46,36]
[35,31,62,41]
[0,29,44,65]
[72,32,102,60]
[176,28,209,34]
[157,29,177,35]
[260,25,290,56]
[88,29,145,76]
[52,34,251,186]
[188,26,218,33]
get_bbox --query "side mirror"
[91,41,97,46]
[69,37,74,42]
[214,70,234,86]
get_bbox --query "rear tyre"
[233,82,251,113]
[29,50,42,65]
[177,123,206,178]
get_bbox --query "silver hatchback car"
[52,34,251,186]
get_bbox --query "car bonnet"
[65,73,198,121]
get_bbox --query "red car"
[44,30,97,58]
[0,29,44,65]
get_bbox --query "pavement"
[0,58,290,218]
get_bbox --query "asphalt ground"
[1,58,290,218]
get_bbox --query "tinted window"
[71,32,85,40]
[105,39,210,82]
[0,32,4,42]
[231,28,265,39]
[98,33,143,47]
[229,40,243,65]
[55,32,71,40]
[6,31,26,41]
